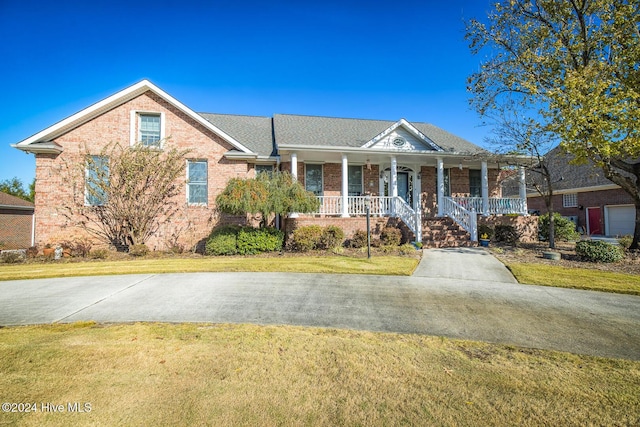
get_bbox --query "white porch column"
[290,152,298,180]
[390,156,398,214]
[481,160,489,216]
[436,158,444,217]
[290,153,299,218]
[341,154,349,217]
[519,166,528,215]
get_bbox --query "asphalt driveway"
[1,248,639,360]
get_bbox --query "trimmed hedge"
[575,240,624,263]
[349,230,368,248]
[237,227,284,255]
[494,224,520,244]
[206,225,284,256]
[205,225,240,256]
[319,225,345,249]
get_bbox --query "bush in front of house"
[205,225,241,256]
[128,244,149,257]
[0,250,26,264]
[289,225,324,252]
[618,235,633,250]
[380,227,402,246]
[237,227,284,255]
[349,230,369,248]
[538,213,580,241]
[494,224,520,245]
[318,225,345,249]
[575,240,624,263]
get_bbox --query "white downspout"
[341,154,349,217]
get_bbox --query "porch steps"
[422,217,477,248]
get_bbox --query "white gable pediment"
[362,119,442,152]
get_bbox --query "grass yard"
[0,256,419,281]
[0,322,638,426]
[507,262,640,295]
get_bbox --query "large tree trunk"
[632,203,640,251]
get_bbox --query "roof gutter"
[0,204,34,211]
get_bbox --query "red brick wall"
[527,188,634,232]
[35,91,252,251]
[478,215,539,243]
[0,209,33,249]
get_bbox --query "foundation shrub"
[494,225,520,245]
[26,246,39,259]
[618,235,633,250]
[237,227,284,255]
[0,250,25,264]
[575,240,624,263]
[89,249,110,259]
[290,225,323,252]
[318,225,345,249]
[380,227,402,246]
[128,244,149,257]
[539,213,580,241]
[349,230,368,248]
[205,225,241,256]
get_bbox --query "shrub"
[205,225,240,256]
[575,240,624,263]
[89,248,110,259]
[349,230,369,248]
[618,235,633,250]
[318,225,345,249]
[477,224,494,240]
[128,244,149,257]
[398,243,417,255]
[539,213,580,241]
[237,227,284,255]
[0,250,25,264]
[290,225,324,252]
[26,246,39,259]
[494,225,520,245]
[380,227,402,246]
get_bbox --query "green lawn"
[0,322,637,426]
[0,256,419,281]
[506,262,640,295]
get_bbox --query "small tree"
[65,141,190,250]
[216,171,320,227]
[0,177,35,202]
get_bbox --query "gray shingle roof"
[273,114,486,154]
[199,113,275,157]
[0,192,34,208]
[198,112,487,157]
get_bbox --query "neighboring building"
[0,192,35,249]
[12,80,530,250]
[523,147,635,237]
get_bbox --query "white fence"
[450,197,527,215]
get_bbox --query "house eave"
[0,204,34,211]
[277,143,470,156]
[527,183,621,197]
[223,151,259,160]
[12,142,63,154]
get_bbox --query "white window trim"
[187,159,208,206]
[563,193,578,208]
[130,110,166,147]
[304,163,324,196]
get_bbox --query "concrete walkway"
[0,248,639,360]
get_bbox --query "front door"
[397,172,411,205]
[587,207,602,235]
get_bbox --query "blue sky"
[0,0,493,187]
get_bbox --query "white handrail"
[451,197,527,215]
[442,197,478,241]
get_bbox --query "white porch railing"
[314,196,421,242]
[442,197,478,241]
[451,197,527,215]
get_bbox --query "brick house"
[13,80,532,250]
[521,147,635,237]
[0,192,34,249]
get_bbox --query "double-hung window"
[255,164,274,177]
[85,155,109,206]
[348,165,363,196]
[305,164,323,196]
[139,114,161,147]
[187,160,208,205]
[469,170,481,197]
